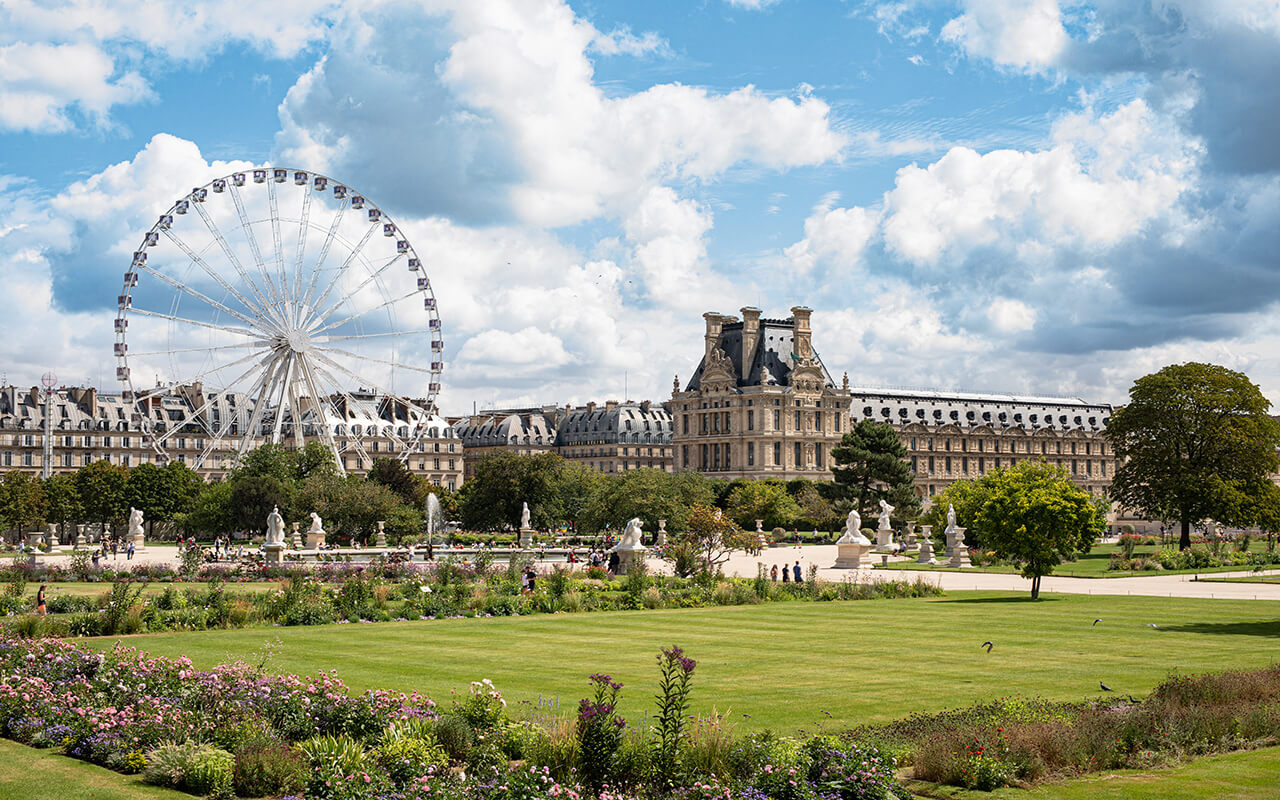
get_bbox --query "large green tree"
[42,474,82,530]
[974,461,1107,599]
[725,480,800,531]
[829,420,921,523]
[580,468,716,534]
[0,471,46,536]
[73,459,128,528]
[1106,362,1280,549]
[124,461,205,525]
[455,451,573,531]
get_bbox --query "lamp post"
[40,372,56,479]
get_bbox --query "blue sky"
[2,0,1279,413]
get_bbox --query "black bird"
[981,641,993,653]
[1093,618,1102,626]
[1100,681,1114,692]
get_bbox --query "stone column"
[917,525,937,564]
[948,527,971,568]
[375,520,388,549]
[75,525,87,549]
[656,519,667,546]
[290,522,302,550]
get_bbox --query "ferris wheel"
[114,167,444,473]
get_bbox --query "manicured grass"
[1200,574,1280,585]
[907,745,1280,799]
[0,737,185,800]
[876,543,1277,578]
[92,591,1280,733]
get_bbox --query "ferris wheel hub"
[285,328,313,353]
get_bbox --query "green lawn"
[1200,575,1280,585]
[91,592,1280,733]
[25,580,280,599]
[876,542,1277,578]
[0,738,185,800]
[908,745,1280,800]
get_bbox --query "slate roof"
[685,318,836,391]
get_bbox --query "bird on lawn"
[1100,681,1114,692]
[1148,623,1160,629]
[1093,618,1102,626]
[981,641,994,653]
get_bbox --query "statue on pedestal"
[521,502,531,530]
[265,506,286,547]
[610,517,648,574]
[306,512,326,548]
[834,508,871,568]
[127,507,146,549]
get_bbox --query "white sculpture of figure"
[877,499,895,530]
[837,509,870,545]
[946,504,957,531]
[521,502,531,529]
[127,507,144,540]
[618,517,644,549]
[265,506,286,547]
[309,512,324,533]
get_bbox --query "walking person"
[127,541,135,560]
[770,564,778,582]
[793,561,803,583]
[781,562,790,583]
[36,584,47,616]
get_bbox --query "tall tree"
[829,420,921,523]
[974,461,1107,599]
[368,457,421,505]
[1,471,46,536]
[1107,362,1280,549]
[725,480,800,531]
[74,460,128,528]
[42,474,82,529]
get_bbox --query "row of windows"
[911,455,1115,478]
[681,441,829,471]
[681,409,843,436]
[909,436,1106,456]
[863,406,1106,428]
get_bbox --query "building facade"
[671,306,853,480]
[450,408,560,478]
[0,383,464,490]
[555,401,674,473]
[849,387,1116,499]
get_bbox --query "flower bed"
[0,563,943,638]
[0,635,908,800]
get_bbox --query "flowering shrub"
[577,674,626,792]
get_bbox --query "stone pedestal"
[944,528,957,557]
[305,529,326,549]
[75,525,87,549]
[948,527,971,568]
[656,519,667,546]
[834,526,872,569]
[46,524,61,550]
[290,522,302,550]
[519,527,534,548]
[613,542,648,575]
[916,537,937,564]
[131,526,146,552]
[263,542,285,564]
[904,521,917,549]
[375,521,388,549]
[875,525,895,552]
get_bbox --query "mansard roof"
[686,317,836,392]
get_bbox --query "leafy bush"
[143,742,234,798]
[233,742,307,797]
[433,714,474,762]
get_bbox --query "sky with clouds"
[2,0,1280,414]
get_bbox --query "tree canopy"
[1106,362,1280,549]
[829,420,921,523]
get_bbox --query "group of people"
[769,561,806,584]
[88,536,135,567]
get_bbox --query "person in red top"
[36,585,47,615]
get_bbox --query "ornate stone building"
[0,383,463,489]
[849,387,1116,500]
[555,401,673,473]
[671,306,853,479]
[450,409,559,478]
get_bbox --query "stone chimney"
[586,401,596,413]
[703,312,727,361]
[640,400,651,413]
[791,306,813,361]
[605,400,618,412]
[740,306,761,381]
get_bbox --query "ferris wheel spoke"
[308,359,418,456]
[296,354,346,476]
[308,367,377,465]
[152,349,276,447]
[291,182,314,320]
[161,228,270,324]
[193,200,284,329]
[298,198,347,322]
[270,354,297,445]
[268,179,289,314]
[308,349,418,413]
[227,183,289,318]
[310,287,418,336]
[236,353,287,458]
[134,262,264,331]
[315,328,435,344]
[312,344,435,376]
[130,306,267,339]
[125,341,265,358]
[303,221,380,323]
[305,252,406,331]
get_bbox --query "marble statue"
[127,507,144,540]
[308,512,324,534]
[521,502,531,530]
[618,517,644,548]
[946,504,957,531]
[836,509,870,545]
[265,506,286,546]
[877,499,894,530]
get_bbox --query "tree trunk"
[1180,517,1191,551]
[1030,574,1040,600]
